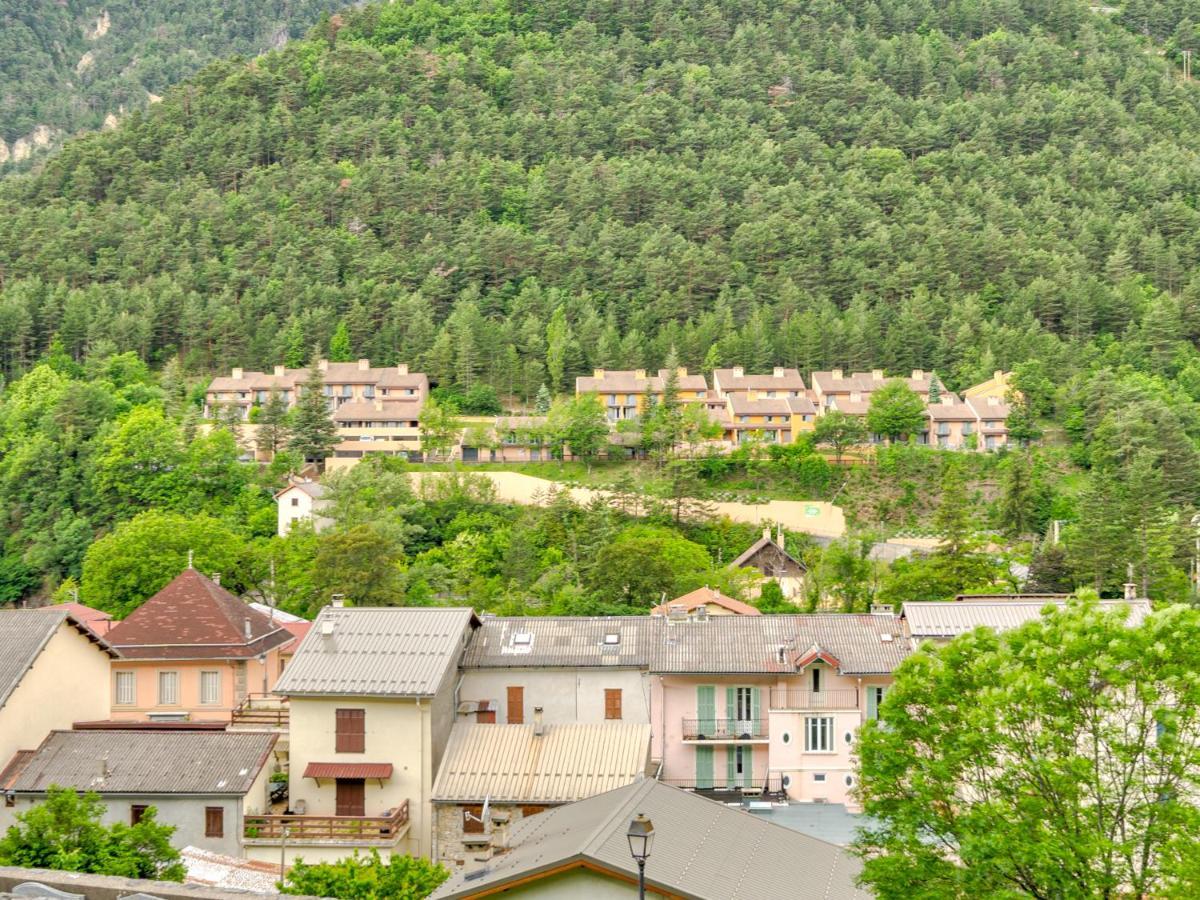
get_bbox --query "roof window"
[604,632,620,645]
[512,632,532,646]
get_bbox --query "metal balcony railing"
[681,718,768,741]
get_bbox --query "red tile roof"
[53,602,114,635]
[651,587,761,616]
[105,569,292,660]
[304,762,394,780]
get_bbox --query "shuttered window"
[604,689,622,720]
[335,709,366,752]
[204,807,224,838]
[462,805,484,834]
[130,805,148,826]
[200,671,221,705]
[158,671,179,706]
[507,686,524,724]
[114,672,135,706]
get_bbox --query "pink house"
[649,610,907,810]
[105,568,295,724]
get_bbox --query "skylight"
[513,632,532,645]
[604,632,620,645]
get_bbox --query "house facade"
[275,480,332,537]
[575,368,709,422]
[731,528,808,600]
[104,568,294,724]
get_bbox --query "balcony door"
[335,779,365,817]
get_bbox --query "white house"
[275,480,331,537]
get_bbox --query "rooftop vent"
[870,604,894,616]
[880,633,894,643]
[667,606,687,624]
[321,620,335,637]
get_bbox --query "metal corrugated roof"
[902,598,1153,638]
[432,723,650,803]
[650,614,909,675]
[275,607,477,697]
[431,780,869,900]
[0,609,115,711]
[461,617,652,669]
[10,730,276,795]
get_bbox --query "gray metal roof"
[902,598,1153,639]
[461,617,652,669]
[650,613,909,675]
[275,607,477,697]
[432,722,650,803]
[431,780,869,900]
[0,609,115,711]
[9,730,276,796]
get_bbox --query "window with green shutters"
[867,685,887,721]
[695,746,714,789]
[697,685,715,735]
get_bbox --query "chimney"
[676,366,687,378]
[634,369,646,380]
[773,367,785,378]
[357,358,371,371]
[870,603,895,616]
[533,707,545,736]
[941,396,953,406]
[231,367,243,380]
[318,358,329,372]
[274,365,285,377]
[871,369,883,380]
[667,605,687,624]
[332,593,345,608]
[244,618,252,641]
[762,526,771,542]
[776,524,784,546]
[994,370,1004,381]
[212,573,221,586]
[396,363,409,376]
[732,366,744,378]
[594,368,605,379]
[321,619,335,637]
[912,368,925,380]
[99,756,111,780]
[831,368,843,380]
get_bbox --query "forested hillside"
[0,0,348,168]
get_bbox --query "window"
[805,716,833,752]
[811,667,822,693]
[335,709,366,752]
[512,632,532,646]
[462,805,485,834]
[114,672,135,706]
[291,497,299,507]
[605,689,623,720]
[205,807,224,838]
[158,671,179,706]
[200,671,221,705]
[781,732,791,744]
[734,687,754,721]
[603,632,620,645]
[813,773,827,783]
[130,805,148,826]
[867,686,887,721]
[507,686,524,725]
[734,745,749,775]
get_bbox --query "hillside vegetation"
[0,0,348,168]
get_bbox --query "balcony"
[660,776,786,803]
[769,689,859,711]
[230,693,288,729]
[244,801,409,846]
[681,718,768,742]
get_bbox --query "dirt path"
[408,470,847,538]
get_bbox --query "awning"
[303,762,394,780]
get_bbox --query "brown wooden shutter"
[204,806,224,838]
[462,804,484,834]
[335,708,366,752]
[506,686,524,724]
[605,689,622,720]
[130,805,148,826]
[520,805,548,819]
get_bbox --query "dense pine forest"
[1,0,1200,611]
[0,0,349,167]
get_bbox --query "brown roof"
[208,363,427,394]
[304,762,394,780]
[0,750,34,790]
[651,587,761,616]
[713,368,806,393]
[966,396,1011,420]
[727,394,794,416]
[576,369,708,394]
[787,395,818,415]
[53,601,114,635]
[926,395,977,421]
[105,569,293,660]
[333,399,423,422]
[730,534,808,573]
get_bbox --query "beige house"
[275,480,331,537]
[711,367,807,399]
[731,528,808,600]
[575,368,709,422]
[810,368,935,409]
[260,606,479,863]
[0,609,115,779]
[431,719,651,869]
[963,370,1013,401]
[650,586,761,617]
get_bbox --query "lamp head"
[626,812,655,862]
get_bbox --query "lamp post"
[626,813,655,899]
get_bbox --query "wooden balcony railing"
[768,689,859,710]
[244,801,409,843]
[681,718,768,741]
[231,693,289,728]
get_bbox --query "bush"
[280,849,449,899]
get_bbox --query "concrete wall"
[458,669,650,726]
[0,867,319,900]
[110,652,284,723]
[0,621,111,770]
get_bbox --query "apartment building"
[575,368,709,422]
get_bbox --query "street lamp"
[626,813,655,899]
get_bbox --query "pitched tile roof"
[275,607,478,697]
[729,533,807,572]
[926,394,977,421]
[332,399,423,422]
[902,598,1153,639]
[180,846,281,893]
[712,368,806,393]
[52,601,114,635]
[575,369,708,394]
[104,569,293,660]
[726,394,794,416]
[431,780,868,900]
[0,609,116,710]
[651,586,761,616]
[7,730,276,795]
[461,617,653,669]
[432,722,650,803]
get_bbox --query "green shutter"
[726,686,736,735]
[697,686,715,737]
[867,687,877,721]
[743,747,753,788]
[695,746,713,789]
[726,747,736,787]
[751,687,761,734]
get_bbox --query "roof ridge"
[580,780,654,857]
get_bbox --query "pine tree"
[256,388,290,456]
[934,462,976,559]
[927,373,941,404]
[534,384,552,414]
[328,321,353,362]
[288,354,338,467]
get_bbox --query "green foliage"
[418,398,460,461]
[546,394,608,462]
[587,524,714,605]
[856,600,1200,898]
[812,411,867,464]
[288,355,339,466]
[280,849,448,899]
[0,787,184,881]
[866,381,927,444]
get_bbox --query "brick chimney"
[594,368,605,379]
[871,369,883,380]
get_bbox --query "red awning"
[303,762,394,780]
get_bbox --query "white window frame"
[158,671,180,706]
[805,716,834,752]
[114,671,136,706]
[200,670,221,705]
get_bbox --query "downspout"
[420,698,431,859]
